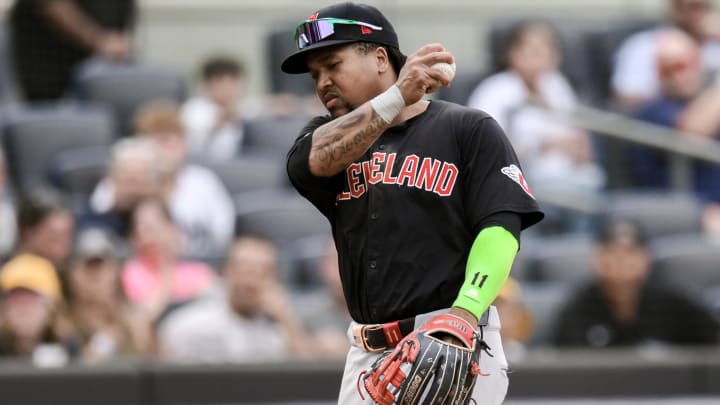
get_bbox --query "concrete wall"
[0,347,719,404]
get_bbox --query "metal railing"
[532,104,720,213]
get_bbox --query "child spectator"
[181,56,251,161]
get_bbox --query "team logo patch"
[501,164,535,199]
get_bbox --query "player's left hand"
[361,313,483,405]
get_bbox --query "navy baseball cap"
[281,2,399,74]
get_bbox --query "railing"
[532,104,720,213]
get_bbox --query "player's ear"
[375,46,390,74]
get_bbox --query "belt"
[351,308,490,352]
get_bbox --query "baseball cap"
[72,228,116,262]
[281,2,399,74]
[0,254,62,301]
[595,217,648,248]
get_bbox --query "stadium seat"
[242,115,309,157]
[0,22,19,105]
[521,281,575,346]
[196,155,289,196]
[580,19,658,106]
[651,233,720,320]
[234,189,330,286]
[286,232,332,289]
[652,233,720,289]
[48,144,111,202]
[1,103,115,193]
[601,190,703,238]
[435,69,487,106]
[73,60,187,136]
[234,188,330,244]
[524,233,595,285]
[266,27,315,96]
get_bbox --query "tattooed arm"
[307,43,455,177]
[308,104,390,177]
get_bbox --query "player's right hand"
[395,43,455,106]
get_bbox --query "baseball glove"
[360,314,486,405]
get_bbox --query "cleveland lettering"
[337,152,459,201]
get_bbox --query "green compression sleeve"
[452,226,519,320]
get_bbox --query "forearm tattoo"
[311,107,387,173]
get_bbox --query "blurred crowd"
[0,0,719,368]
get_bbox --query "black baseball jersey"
[287,100,543,324]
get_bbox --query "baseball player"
[283,2,544,404]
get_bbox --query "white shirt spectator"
[158,296,289,363]
[612,26,720,100]
[467,70,577,130]
[181,97,244,161]
[466,70,578,159]
[467,70,605,193]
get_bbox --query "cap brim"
[281,39,358,74]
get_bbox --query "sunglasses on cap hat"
[294,17,383,50]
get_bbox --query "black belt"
[352,308,490,352]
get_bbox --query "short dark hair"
[500,19,561,70]
[201,56,246,81]
[352,42,407,76]
[594,216,648,248]
[17,188,71,232]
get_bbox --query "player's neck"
[390,99,429,126]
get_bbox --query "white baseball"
[430,62,456,82]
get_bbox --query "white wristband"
[370,85,405,124]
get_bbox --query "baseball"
[430,62,456,82]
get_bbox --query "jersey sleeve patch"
[500,164,535,199]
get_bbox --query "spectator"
[65,228,153,363]
[181,56,251,161]
[0,148,16,260]
[0,254,78,365]
[492,277,533,361]
[90,100,236,257]
[612,0,720,107]
[702,201,720,240]
[9,0,137,101]
[84,137,163,239]
[631,28,720,202]
[551,217,719,347]
[157,234,310,363]
[121,198,217,324]
[296,238,351,360]
[15,188,75,271]
[467,20,604,231]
